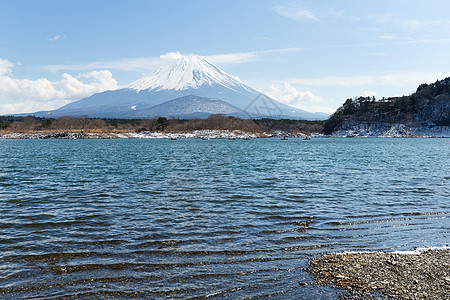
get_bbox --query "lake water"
[0,138,448,299]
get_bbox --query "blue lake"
[0,138,448,299]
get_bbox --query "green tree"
[342,98,357,115]
[157,117,169,131]
[40,119,52,129]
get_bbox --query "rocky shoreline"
[0,130,260,139]
[307,248,450,299]
[0,129,313,139]
[2,130,445,139]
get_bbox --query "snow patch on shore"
[0,130,263,140]
[333,120,450,137]
[392,246,450,255]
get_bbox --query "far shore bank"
[1,130,448,139]
[0,130,312,140]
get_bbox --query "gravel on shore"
[307,248,450,299]
[0,130,262,139]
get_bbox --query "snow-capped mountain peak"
[127,54,248,92]
[30,52,329,120]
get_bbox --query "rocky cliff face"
[333,120,450,137]
[325,78,450,137]
[413,94,449,126]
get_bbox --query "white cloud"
[379,34,396,40]
[400,37,450,45]
[207,48,304,65]
[274,4,319,22]
[0,70,117,101]
[0,65,118,114]
[47,57,163,73]
[0,59,14,76]
[206,52,259,65]
[288,71,450,88]
[396,19,444,32]
[48,35,66,42]
[0,100,73,115]
[160,52,183,60]
[263,82,332,113]
[362,91,377,98]
[374,14,450,32]
[47,48,305,74]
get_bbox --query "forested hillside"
[324,77,450,135]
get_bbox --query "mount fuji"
[31,54,328,120]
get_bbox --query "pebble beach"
[307,248,450,299]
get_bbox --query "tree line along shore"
[0,115,325,136]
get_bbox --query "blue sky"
[1,0,450,115]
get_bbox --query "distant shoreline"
[0,130,289,140]
[0,130,261,140]
[0,115,322,138]
[2,116,448,138]
[0,131,447,139]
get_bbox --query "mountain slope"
[30,54,328,120]
[123,95,249,119]
[324,77,450,137]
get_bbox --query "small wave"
[392,246,450,254]
[0,220,104,230]
[260,227,307,234]
[132,239,202,249]
[325,217,414,226]
[37,256,294,275]
[8,251,121,262]
[280,244,332,252]
[391,211,449,217]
